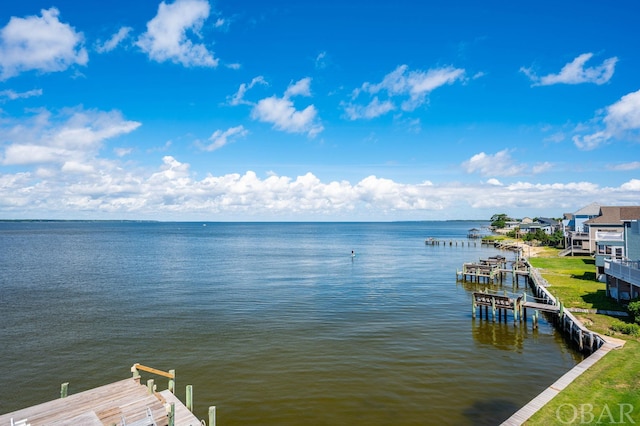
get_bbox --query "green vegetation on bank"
[525,249,640,425]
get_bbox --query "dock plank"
[0,378,169,426]
[159,390,203,426]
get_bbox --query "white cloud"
[203,125,248,151]
[343,97,395,120]
[249,78,323,137]
[461,150,527,177]
[0,107,141,166]
[0,8,88,80]
[228,76,267,106]
[608,161,640,171]
[573,88,640,150]
[136,0,218,67]
[345,64,465,119]
[252,96,323,137]
[96,27,132,53]
[0,88,43,102]
[2,156,638,220]
[532,162,552,174]
[284,77,312,98]
[521,53,617,86]
[315,51,327,69]
[621,179,640,191]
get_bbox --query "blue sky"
[0,0,639,221]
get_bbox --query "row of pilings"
[458,255,606,354]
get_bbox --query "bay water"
[0,221,581,425]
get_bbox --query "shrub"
[628,300,640,324]
[610,320,640,336]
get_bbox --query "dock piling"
[209,406,217,426]
[186,385,193,412]
[60,382,68,398]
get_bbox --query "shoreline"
[500,248,628,424]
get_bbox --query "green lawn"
[529,256,622,311]
[524,249,640,425]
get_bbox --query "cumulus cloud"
[0,88,43,102]
[344,64,465,119]
[96,27,133,53]
[137,0,218,67]
[521,53,617,86]
[621,179,640,191]
[284,77,312,97]
[249,78,323,137]
[2,156,639,220]
[0,107,141,167]
[343,97,395,121]
[573,88,640,150]
[461,150,527,177]
[202,125,248,151]
[0,8,88,80]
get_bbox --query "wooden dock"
[0,365,208,426]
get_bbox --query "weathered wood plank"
[134,364,175,379]
[159,390,203,426]
[0,378,169,426]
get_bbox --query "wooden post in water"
[491,297,496,322]
[472,295,477,319]
[167,402,175,426]
[186,385,193,412]
[132,364,140,379]
[578,329,584,351]
[169,369,176,393]
[60,382,68,398]
[209,406,217,426]
[513,298,519,323]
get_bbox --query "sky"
[0,0,639,221]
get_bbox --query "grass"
[525,340,640,425]
[523,248,640,425]
[529,255,622,311]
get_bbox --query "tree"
[490,213,511,229]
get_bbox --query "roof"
[585,206,640,225]
[574,202,602,217]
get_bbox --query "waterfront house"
[604,215,640,301]
[588,206,640,279]
[561,202,602,256]
[519,218,559,235]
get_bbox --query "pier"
[425,237,480,247]
[0,364,215,426]
[459,256,606,354]
[456,256,530,286]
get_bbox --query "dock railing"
[131,363,216,426]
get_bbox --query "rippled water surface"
[0,221,581,425]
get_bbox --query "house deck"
[0,377,202,426]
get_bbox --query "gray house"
[561,202,602,256]
[603,209,640,301]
